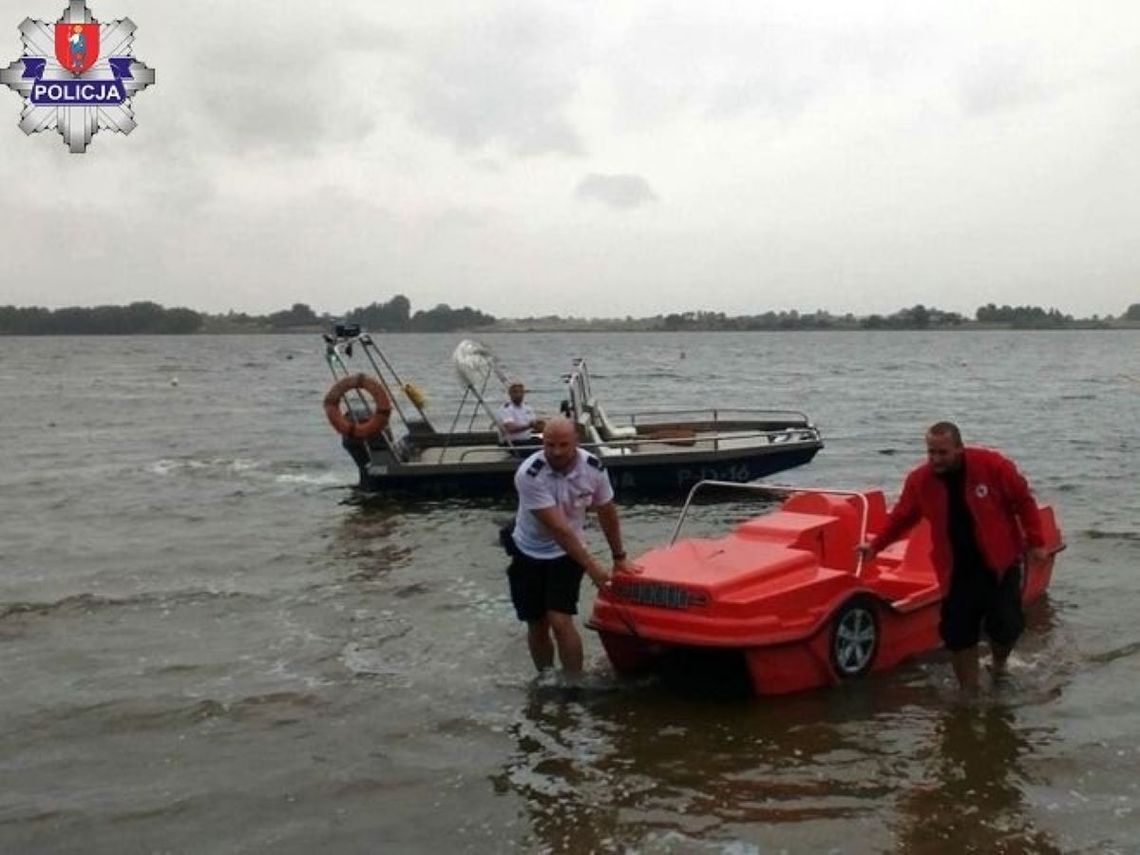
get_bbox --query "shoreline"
[1,323,1136,336]
[4,300,1135,335]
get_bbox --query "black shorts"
[507,553,585,622]
[940,562,1024,652]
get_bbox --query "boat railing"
[448,427,820,463]
[450,442,533,463]
[670,481,870,578]
[589,428,817,454]
[620,408,814,427]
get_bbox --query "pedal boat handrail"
[670,480,871,578]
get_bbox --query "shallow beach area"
[2,330,1137,853]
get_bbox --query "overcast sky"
[2,0,1138,317]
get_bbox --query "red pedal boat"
[588,482,1064,695]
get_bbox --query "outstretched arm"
[858,475,922,560]
[594,502,636,574]
[999,456,1047,563]
[530,506,610,587]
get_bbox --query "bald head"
[543,417,574,441]
[542,417,579,472]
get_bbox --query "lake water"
[1,331,1137,853]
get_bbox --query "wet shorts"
[940,562,1024,652]
[507,553,585,622]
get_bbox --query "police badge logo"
[1,0,155,153]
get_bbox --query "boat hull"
[595,587,1053,695]
[594,595,944,695]
[349,438,822,497]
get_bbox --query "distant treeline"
[0,302,203,335]
[207,296,495,334]
[1,297,1137,335]
[654,302,1129,331]
[342,296,496,332]
[658,305,969,331]
[0,295,495,335]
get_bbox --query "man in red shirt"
[857,422,1049,693]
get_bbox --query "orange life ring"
[323,373,392,439]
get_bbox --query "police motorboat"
[320,325,824,498]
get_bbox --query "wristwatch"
[611,551,627,561]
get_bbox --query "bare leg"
[546,611,584,674]
[951,647,980,694]
[990,643,1012,677]
[526,618,555,672]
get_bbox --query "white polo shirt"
[512,448,615,560]
[497,401,535,442]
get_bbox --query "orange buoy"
[323,373,392,439]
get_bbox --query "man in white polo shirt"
[497,380,540,446]
[506,417,634,674]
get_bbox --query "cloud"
[576,173,658,209]
[192,46,385,155]
[959,54,1051,118]
[606,3,942,124]
[402,5,585,156]
[141,9,403,157]
[338,20,405,53]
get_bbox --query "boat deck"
[413,445,515,465]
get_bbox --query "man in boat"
[505,417,634,675]
[497,380,542,447]
[857,422,1049,693]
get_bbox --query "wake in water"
[146,456,348,487]
[527,665,654,699]
[1082,528,1140,543]
[1082,639,1140,667]
[0,589,268,623]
